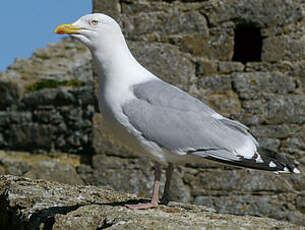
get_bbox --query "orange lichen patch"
[241,204,248,212]
[162,207,181,213]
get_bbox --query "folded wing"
[122,80,300,174]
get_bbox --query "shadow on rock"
[28,199,150,230]
[29,205,83,230]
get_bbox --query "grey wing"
[124,80,301,174]
[124,80,257,163]
[123,99,249,162]
[133,79,217,115]
[133,80,251,134]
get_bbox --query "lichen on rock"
[0,175,301,230]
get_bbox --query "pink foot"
[126,202,158,210]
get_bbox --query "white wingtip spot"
[269,161,277,168]
[255,154,264,163]
[276,167,290,174]
[293,168,301,174]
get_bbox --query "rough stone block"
[7,124,55,151]
[256,137,281,152]
[128,41,195,89]
[202,0,302,27]
[121,1,172,14]
[195,194,294,221]
[264,95,305,125]
[281,127,305,156]
[296,195,305,213]
[0,76,22,110]
[0,111,32,126]
[232,72,296,100]
[231,113,264,126]
[196,59,218,76]
[198,75,232,94]
[292,61,305,91]
[262,36,305,62]
[206,91,241,115]
[191,170,293,196]
[90,153,157,196]
[241,100,265,115]
[21,88,76,108]
[123,11,208,36]
[250,124,300,139]
[0,151,84,185]
[93,0,120,20]
[178,35,210,56]
[200,28,234,61]
[218,62,244,74]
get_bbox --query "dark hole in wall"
[232,24,262,64]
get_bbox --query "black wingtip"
[204,148,301,174]
[255,148,301,174]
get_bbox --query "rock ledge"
[0,175,301,230]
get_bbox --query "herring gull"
[55,13,301,210]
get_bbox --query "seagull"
[55,13,301,210]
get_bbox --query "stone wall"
[0,0,304,226]
[0,38,96,154]
[91,0,305,225]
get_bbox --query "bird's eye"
[91,19,99,25]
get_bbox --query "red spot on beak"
[57,30,65,34]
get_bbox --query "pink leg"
[126,163,161,209]
[161,163,173,205]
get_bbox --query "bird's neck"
[92,35,154,89]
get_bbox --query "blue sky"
[0,1,92,71]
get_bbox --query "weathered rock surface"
[0,151,84,185]
[0,38,96,154]
[0,175,302,230]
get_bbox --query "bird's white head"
[55,13,150,84]
[55,13,124,52]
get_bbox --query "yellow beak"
[54,23,83,34]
